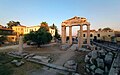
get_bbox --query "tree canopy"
[0,36,7,43]
[98,27,112,31]
[49,23,57,29]
[102,27,112,31]
[24,27,52,47]
[7,21,21,29]
[40,22,49,31]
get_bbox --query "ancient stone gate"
[61,16,90,48]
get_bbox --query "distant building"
[12,25,55,37]
[0,25,17,42]
[49,28,55,36]
[77,29,120,43]
[24,26,40,34]
[12,25,26,36]
[0,25,13,35]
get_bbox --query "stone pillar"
[61,26,66,44]
[78,30,80,47]
[64,27,66,43]
[87,24,90,46]
[78,25,83,48]
[19,36,23,53]
[61,26,64,44]
[69,26,72,45]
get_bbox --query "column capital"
[62,25,65,27]
[61,24,66,27]
[69,25,72,27]
[87,24,90,26]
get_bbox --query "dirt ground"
[0,43,89,75]
[23,43,89,75]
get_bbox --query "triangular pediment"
[62,16,89,26]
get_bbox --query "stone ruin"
[11,59,24,66]
[85,47,115,75]
[60,44,71,50]
[27,55,51,63]
[64,60,77,71]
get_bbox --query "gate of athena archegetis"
[61,16,90,48]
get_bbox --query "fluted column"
[61,26,66,44]
[78,25,83,48]
[62,26,64,44]
[78,30,80,47]
[87,24,90,45]
[64,27,66,44]
[19,36,23,53]
[69,26,72,45]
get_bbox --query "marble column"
[69,26,72,45]
[61,26,66,44]
[78,30,80,47]
[87,25,90,45]
[78,25,83,48]
[64,27,66,44]
[61,26,64,44]
[19,36,23,53]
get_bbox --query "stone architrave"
[19,36,24,53]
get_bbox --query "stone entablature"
[62,16,90,27]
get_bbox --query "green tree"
[7,21,21,29]
[49,23,57,29]
[24,27,52,47]
[98,28,102,31]
[0,35,7,42]
[50,24,60,39]
[102,27,112,31]
[40,22,49,31]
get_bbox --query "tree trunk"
[37,43,41,48]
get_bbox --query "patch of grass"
[0,52,13,64]
[57,73,65,75]
[11,61,43,75]
[0,52,44,75]
[0,63,13,75]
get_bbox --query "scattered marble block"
[16,61,24,66]
[24,53,35,59]
[95,68,104,75]
[77,48,90,52]
[8,51,29,58]
[96,58,104,69]
[72,73,81,75]
[31,55,51,63]
[64,60,77,71]
[61,44,70,50]
[11,60,18,63]
[85,55,90,63]
[11,60,24,67]
[105,52,113,65]
[91,50,98,59]
[89,65,96,71]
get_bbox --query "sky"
[0,0,120,35]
